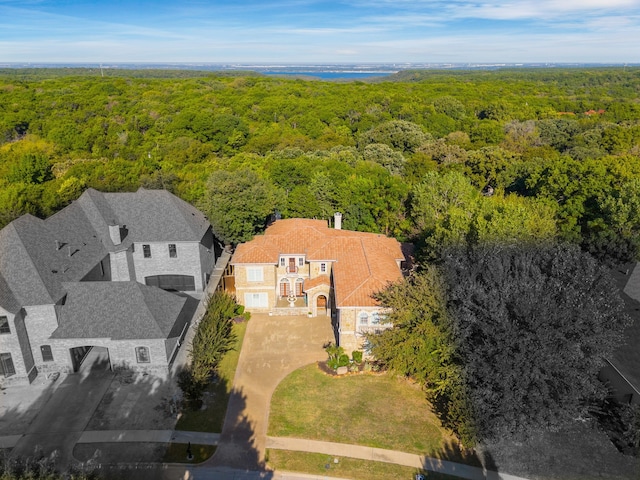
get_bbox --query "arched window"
[358,312,369,326]
[371,312,387,325]
[295,278,304,296]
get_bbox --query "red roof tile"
[231,219,404,307]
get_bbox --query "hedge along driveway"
[268,364,458,457]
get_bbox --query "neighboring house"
[0,188,217,385]
[600,262,640,405]
[229,214,406,353]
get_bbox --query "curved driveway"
[209,313,334,470]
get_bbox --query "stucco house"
[0,188,217,385]
[229,214,406,352]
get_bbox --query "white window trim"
[246,266,264,282]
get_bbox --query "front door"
[280,280,290,297]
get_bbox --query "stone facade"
[234,264,277,314]
[0,188,217,385]
[230,218,405,355]
[337,307,392,353]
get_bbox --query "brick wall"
[0,308,32,385]
[132,241,206,291]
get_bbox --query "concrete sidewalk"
[77,430,220,445]
[266,437,530,480]
[0,429,531,479]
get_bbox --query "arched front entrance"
[70,346,112,373]
[316,295,328,315]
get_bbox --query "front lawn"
[268,364,472,463]
[174,320,247,432]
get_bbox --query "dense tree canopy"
[0,67,638,263]
[370,244,631,445]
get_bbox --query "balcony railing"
[286,265,298,274]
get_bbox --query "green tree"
[179,291,238,409]
[440,243,630,440]
[7,153,52,184]
[362,143,406,175]
[359,120,431,153]
[367,268,477,445]
[201,168,279,244]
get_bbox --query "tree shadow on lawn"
[429,437,494,471]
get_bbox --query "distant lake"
[261,71,394,79]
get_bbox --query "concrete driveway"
[209,313,335,470]
[9,347,114,470]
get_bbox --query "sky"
[1,0,639,64]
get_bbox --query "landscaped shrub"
[176,367,206,410]
[352,350,363,364]
[338,354,350,368]
[325,343,345,370]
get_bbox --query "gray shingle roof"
[0,188,209,312]
[0,204,110,309]
[0,215,65,306]
[52,281,187,340]
[0,273,21,314]
[103,188,210,243]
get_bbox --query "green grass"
[163,443,216,463]
[269,364,470,462]
[175,320,247,432]
[266,450,460,480]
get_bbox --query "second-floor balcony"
[285,265,298,274]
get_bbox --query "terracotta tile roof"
[304,275,331,291]
[231,218,405,307]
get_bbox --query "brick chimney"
[109,224,121,245]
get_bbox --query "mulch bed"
[316,360,384,377]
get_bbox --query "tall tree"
[201,168,280,244]
[440,243,630,440]
[371,243,630,445]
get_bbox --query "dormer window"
[143,244,151,258]
[320,263,327,273]
[298,257,304,266]
[169,244,177,258]
[280,257,285,267]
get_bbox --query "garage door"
[145,274,196,291]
